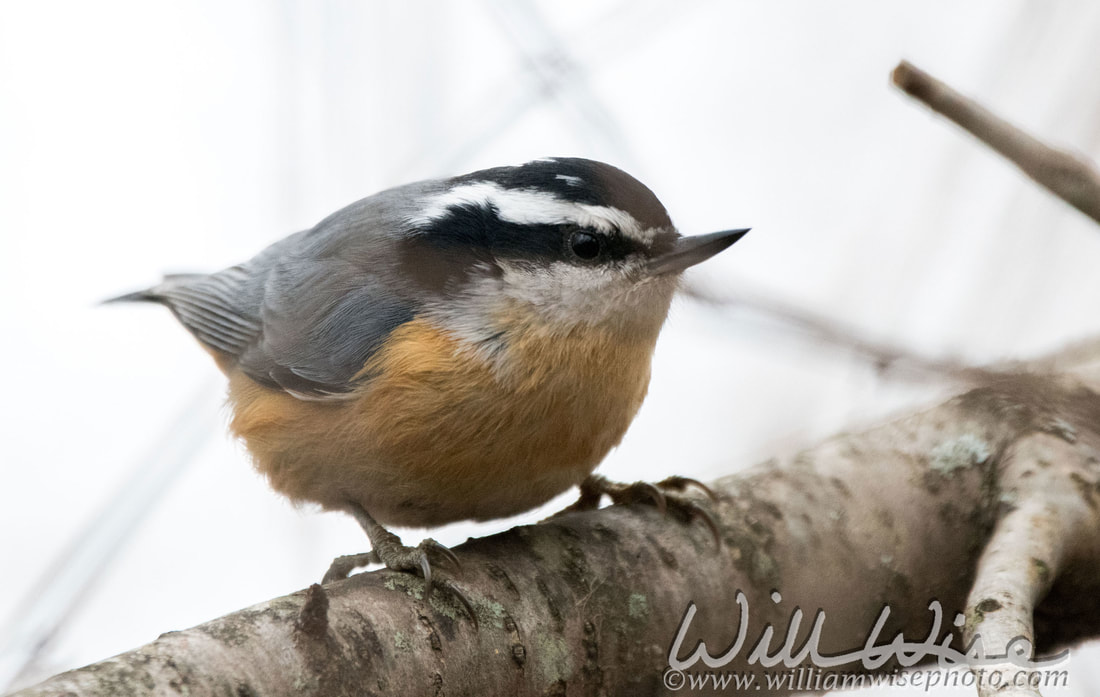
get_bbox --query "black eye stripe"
[585,228,634,261]
[417,204,638,263]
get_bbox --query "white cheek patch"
[501,260,614,305]
[424,260,620,348]
[410,181,654,245]
[424,258,675,379]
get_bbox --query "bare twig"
[684,281,997,384]
[689,280,1100,401]
[892,60,1100,225]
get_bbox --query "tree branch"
[892,60,1100,225]
[9,374,1100,696]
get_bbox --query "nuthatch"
[110,157,747,595]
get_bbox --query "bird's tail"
[101,288,160,304]
[100,274,206,305]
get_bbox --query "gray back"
[149,180,447,397]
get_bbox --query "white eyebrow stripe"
[411,182,653,243]
[555,174,583,186]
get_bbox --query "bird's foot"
[321,504,476,627]
[559,474,722,549]
[321,537,459,585]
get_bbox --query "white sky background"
[2,1,1100,693]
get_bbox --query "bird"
[108,157,747,603]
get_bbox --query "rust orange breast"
[226,313,658,526]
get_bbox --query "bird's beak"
[647,228,750,276]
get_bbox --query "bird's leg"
[321,503,476,625]
[558,474,722,548]
[322,503,460,588]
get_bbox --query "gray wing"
[116,187,434,398]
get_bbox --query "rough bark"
[8,372,1100,697]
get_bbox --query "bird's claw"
[629,481,667,514]
[321,534,476,628]
[406,537,461,595]
[423,538,462,574]
[434,576,479,632]
[656,475,718,501]
[563,474,723,550]
[392,539,475,630]
[675,498,723,551]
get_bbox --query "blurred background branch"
[892,60,1100,225]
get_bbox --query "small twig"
[892,60,1100,226]
[684,281,996,385]
[688,280,1100,398]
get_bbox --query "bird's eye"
[569,231,601,260]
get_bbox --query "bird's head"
[405,157,747,342]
